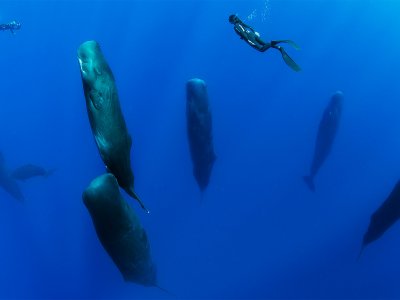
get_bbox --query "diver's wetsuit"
[0,21,21,34]
[230,15,270,51]
[229,15,301,71]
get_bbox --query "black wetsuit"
[229,15,301,71]
[232,18,272,52]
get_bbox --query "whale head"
[187,78,207,97]
[77,40,105,85]
[186,78,209,112]
[332,90,343,106]
[329,90,343,116]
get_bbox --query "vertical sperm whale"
[77,40,147,212]
[83,174,157,285]
[186,78,216,192]
[359,180,400,258]
[304,91,343,192]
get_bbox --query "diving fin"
[273,39,301,50]
[278,47,301,72]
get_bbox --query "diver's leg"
[275,46,301,71]
[259,42,271,52]
[272,40,300,50]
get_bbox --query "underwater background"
[1,0,400,298]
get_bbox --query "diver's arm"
[233,25,245,39]
[242,23,256,33]
[246,37,266,51]
[235,18,256,33]
[240,31,265,51]
[245,25,256,33]
[233,19,266,51]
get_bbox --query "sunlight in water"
[246,0,270,22]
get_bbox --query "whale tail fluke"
[128,188,150,214]
[303,175,315,192]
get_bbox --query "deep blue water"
[1,0,400,298]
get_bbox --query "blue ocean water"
[1,0,400,298]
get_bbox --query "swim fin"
[273,39,301,50]
[278,47,301,72]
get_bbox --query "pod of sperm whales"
[186,78,216,191]
[11,164,55,181]
[83,173,156,286]
[0,153,24,202]
[77,40,147,212]
[359,180,400,258]
[303,91,343,192]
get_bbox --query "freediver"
[0,20,21,34]
[229,14,301,71]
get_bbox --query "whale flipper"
[128,189,149,214]
[303,175,315,192]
